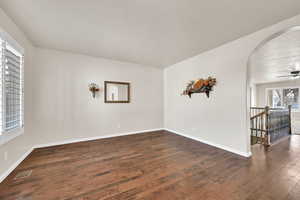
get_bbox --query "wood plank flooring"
[1,130,300,200]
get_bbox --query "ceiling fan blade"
[277,70,293,73]
[277,75,298,78]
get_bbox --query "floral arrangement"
[89,83,100,98]
[182,76,216,98]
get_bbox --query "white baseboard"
[164,128,252,158]
[1,128,251,183]
[0,128,163,183]
[34,128,164,149]
[0,147,34,183]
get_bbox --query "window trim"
[0,128,23,146]
[265,86,300,110]
[0,30,24,146]
[0,31,24,54]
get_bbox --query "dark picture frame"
[104,81,130,103]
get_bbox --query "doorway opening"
[248,27,300,147]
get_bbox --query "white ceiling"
[1,0,300,68]
[250,29,300,84]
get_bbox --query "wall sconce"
[88,83,100,98]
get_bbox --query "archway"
[247,26,300,153]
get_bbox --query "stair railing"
[250,105,292,146]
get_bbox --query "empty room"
[1,1,300,199]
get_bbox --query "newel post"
[288,105,292,135]
[265,106,270,146]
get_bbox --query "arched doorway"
[247,26,300,152]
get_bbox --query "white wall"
[31,48,163,145]
[250,84,257,107]
[164,14,300,156]
[0,8,35,178]
[164,40,251,156]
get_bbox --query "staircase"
[250,106,291,146]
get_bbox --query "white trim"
[0,31,24,54]
[164,128,252,158]
[0,147,33,183]
[0,30,25,144]
[0,128,24,146]
[0,127,252,183]
[34,128,164,149]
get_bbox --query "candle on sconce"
[88,83,100,98]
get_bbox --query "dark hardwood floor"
[1,130,300,200]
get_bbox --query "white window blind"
[0,35,24,135]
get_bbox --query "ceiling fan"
[277,70,300,78]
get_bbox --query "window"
[267,87,299,109]
[0,31,24,145]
